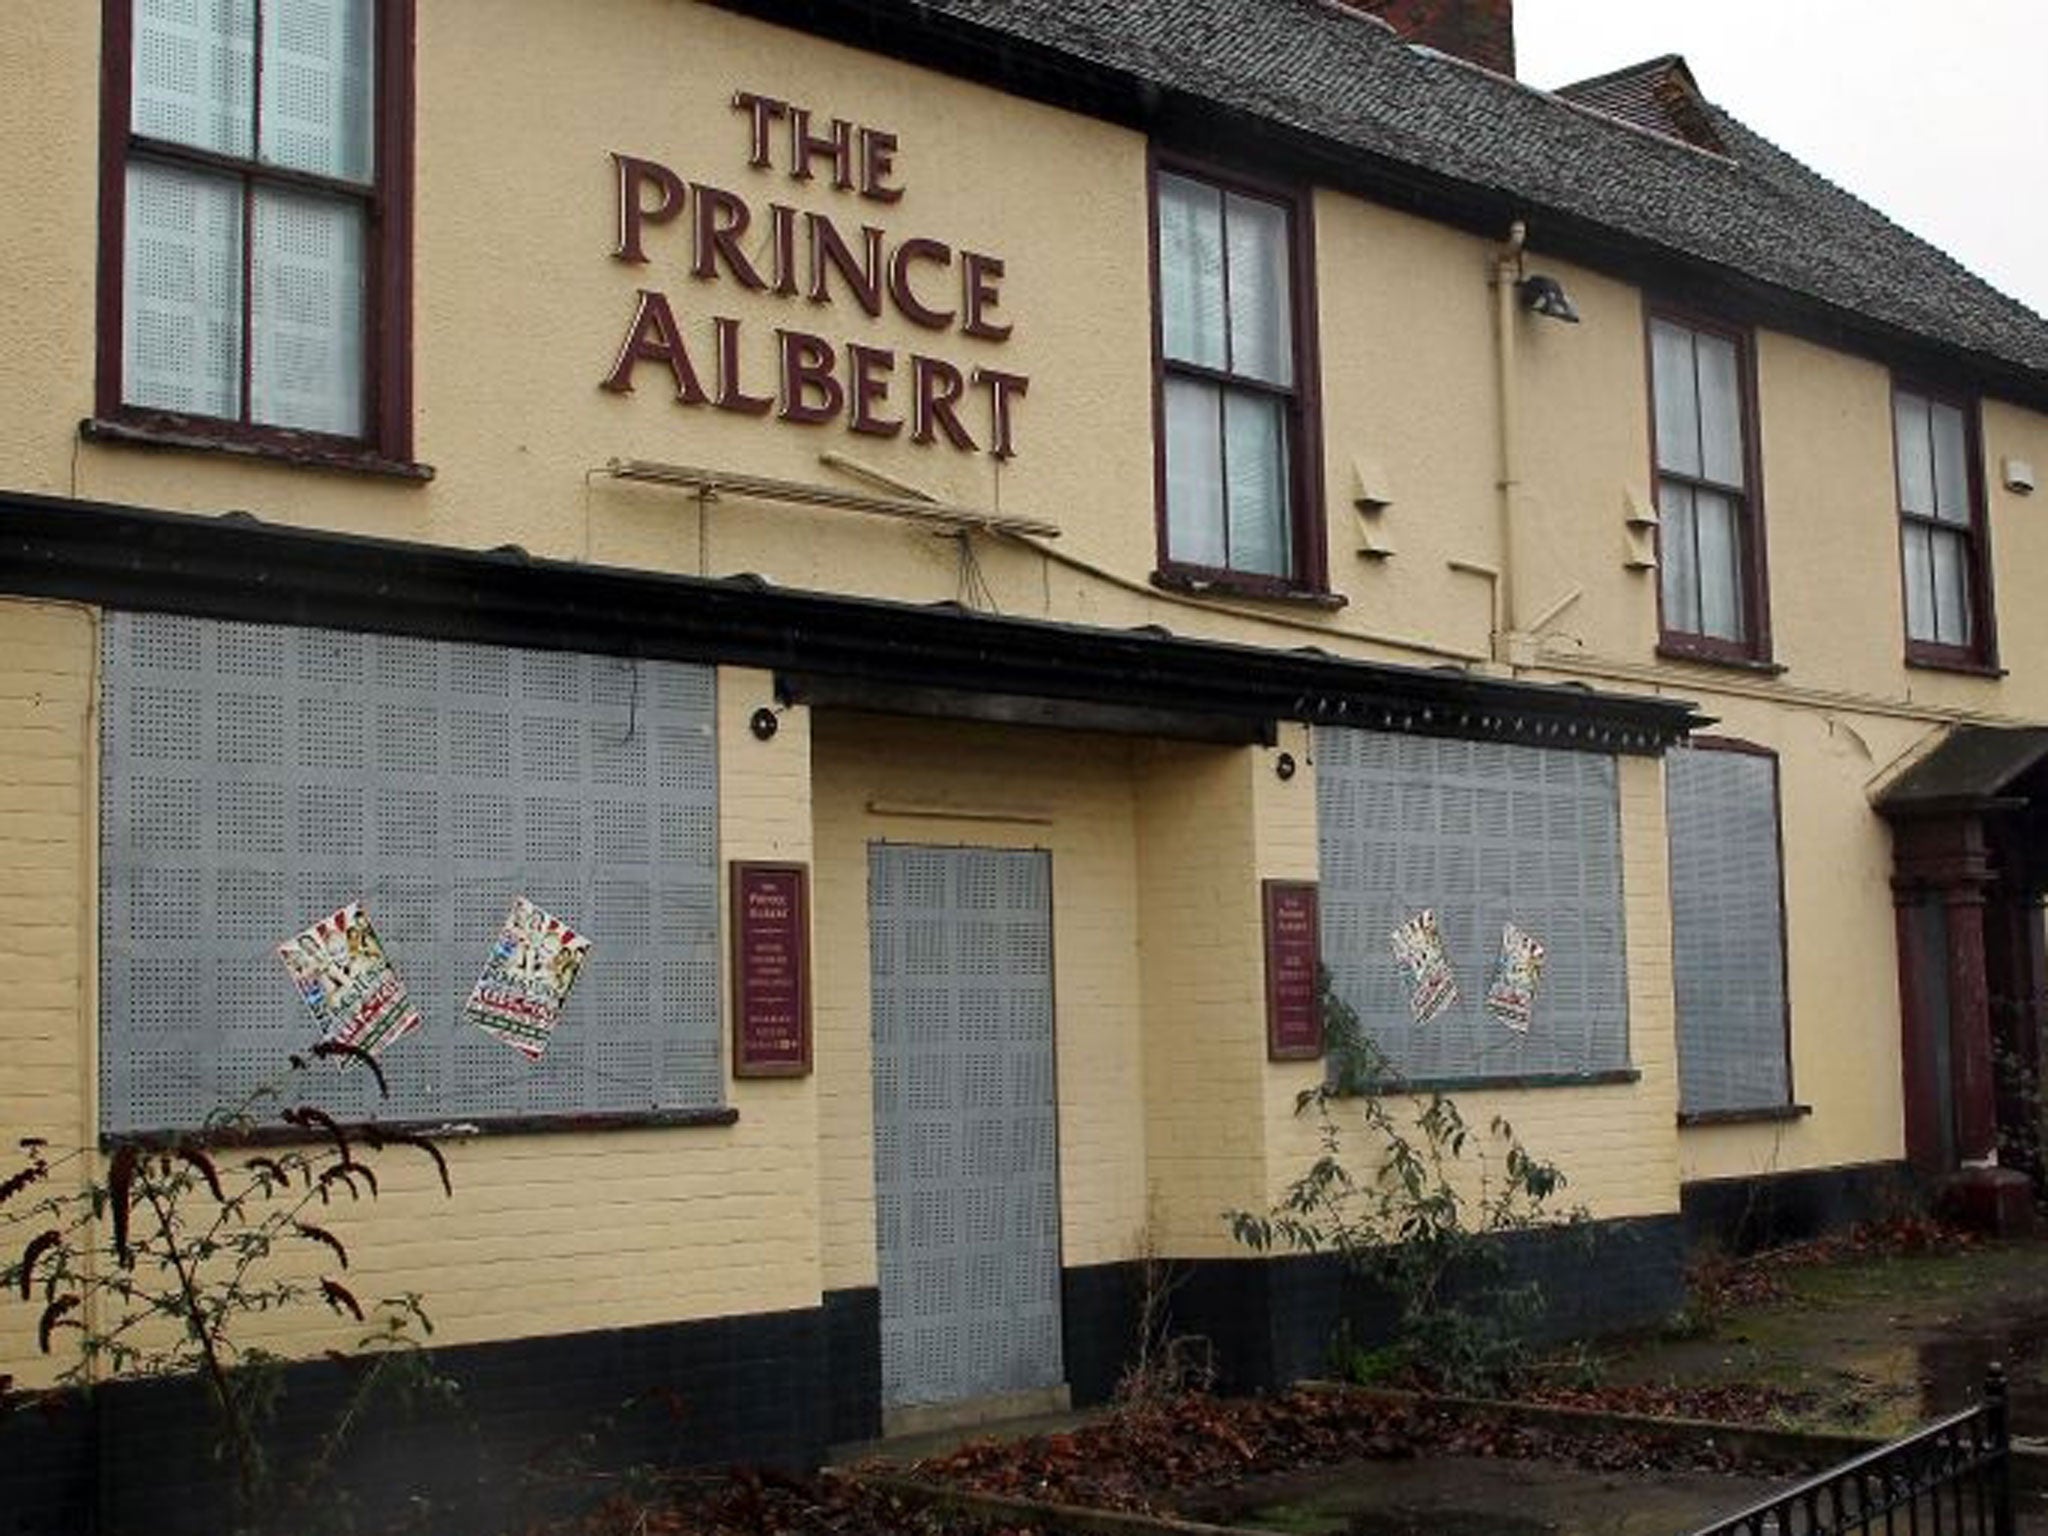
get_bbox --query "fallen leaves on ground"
[529,1466,1034,1536]
[1513,1379,1820,1424]
[521,1384,1835,1533]
[876,1386,1819,1518]
[1689,1215,1981,1318]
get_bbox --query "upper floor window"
[1648,314,1768,661]
[1152,163,1324,593]
[97,0,413,462]
[1893,385,1995,668]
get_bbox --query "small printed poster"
[278,902,422,1059]
[1390,908,1458,1025]
[1486,922,1546,1033]
[465,897,592,1060]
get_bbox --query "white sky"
[1513,1,2048,319]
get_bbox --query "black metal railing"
[1688,1367,2013,1536]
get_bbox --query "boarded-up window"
[1667,744,1791,1114]
[1316,729,1628,1081]
[98,612,722,1133]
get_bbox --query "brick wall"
[809,712,1151,1290]
[1261,748,1682,1224]
[1135,739,1273,1257]
[0,598,95,1387]
[1339,0,1516,76]
[2,646,830,1390]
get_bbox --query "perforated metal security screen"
[1316,728,1628,1080]
[1667,745,1791,1114]
[869,845,1062,1410]
[99,612,721,1134]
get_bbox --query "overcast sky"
[1514,1,2048,319]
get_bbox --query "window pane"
[123,161,244,419]
[1695,489,1745,641]
[1696,332,1744,487]
[1164,376,1226,567]
[1931,526,1972,647]
[1657,479,1700,635]
[1894,392,1935,516]
[250,187,365,437]
[1224,389,1290,577]
[1902,522,1935,642]
[261,0,375,183]
[132,0,255,157]
[1650,320,1700,477]
[1931,401,1971,526]
[1225,192,1292,387]
[1158,175,1225,370]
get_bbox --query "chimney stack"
[1342,0,1516,78]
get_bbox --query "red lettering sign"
[732,862,813,1078]
[1264,880,1322,1062]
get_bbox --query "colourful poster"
[465,897,591,1059]
[1390,908,1458,1025]
[277,902,421,1059]
[1487,922,1546,1032]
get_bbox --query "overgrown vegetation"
[1113,1232,1215,1409]
[1228,971,1584,1393]
[0,1044,454,1535]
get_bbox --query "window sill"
[1151,569,1346,610]
[1677,1103,1812,1128]
[1379,1067,1640,1095]
[81,416,435,482]
[101,1105,737,1150]
[1904,652,2007,680]
[1654,643,1786,676]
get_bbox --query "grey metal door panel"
[869,844,1061,1410]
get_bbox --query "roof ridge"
[1705,102,2048,329]
[1553,52,1688,98]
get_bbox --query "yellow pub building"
[5,0,2048,1525]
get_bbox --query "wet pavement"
[1190,1455,1792,1536]
[1593,1237,2048,1439]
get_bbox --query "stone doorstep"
[832,1388,2048,1533]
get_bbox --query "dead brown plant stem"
[141,1175,256,1501]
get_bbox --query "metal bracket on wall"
[605,458,1061,539]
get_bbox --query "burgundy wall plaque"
[1264,880,1323,1061]
[731,861,812,1078]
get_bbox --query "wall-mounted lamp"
[1517,274,1580,323]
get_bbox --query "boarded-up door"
[868,844,1062,1411]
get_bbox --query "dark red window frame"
[93,0,417,470]
[1643,306,1772,667]
[1147,149,1328,599]
[1892,379,1999,674]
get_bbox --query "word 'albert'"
[600,92,1027,459]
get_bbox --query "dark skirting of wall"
[823,1287,882,1447]
[1682,1160,1916,1256]
[0,1304,829,1536]
[1062,1215,1687,1400]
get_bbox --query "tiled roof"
[867,0,2048,382]
[1555,55,1726,156]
